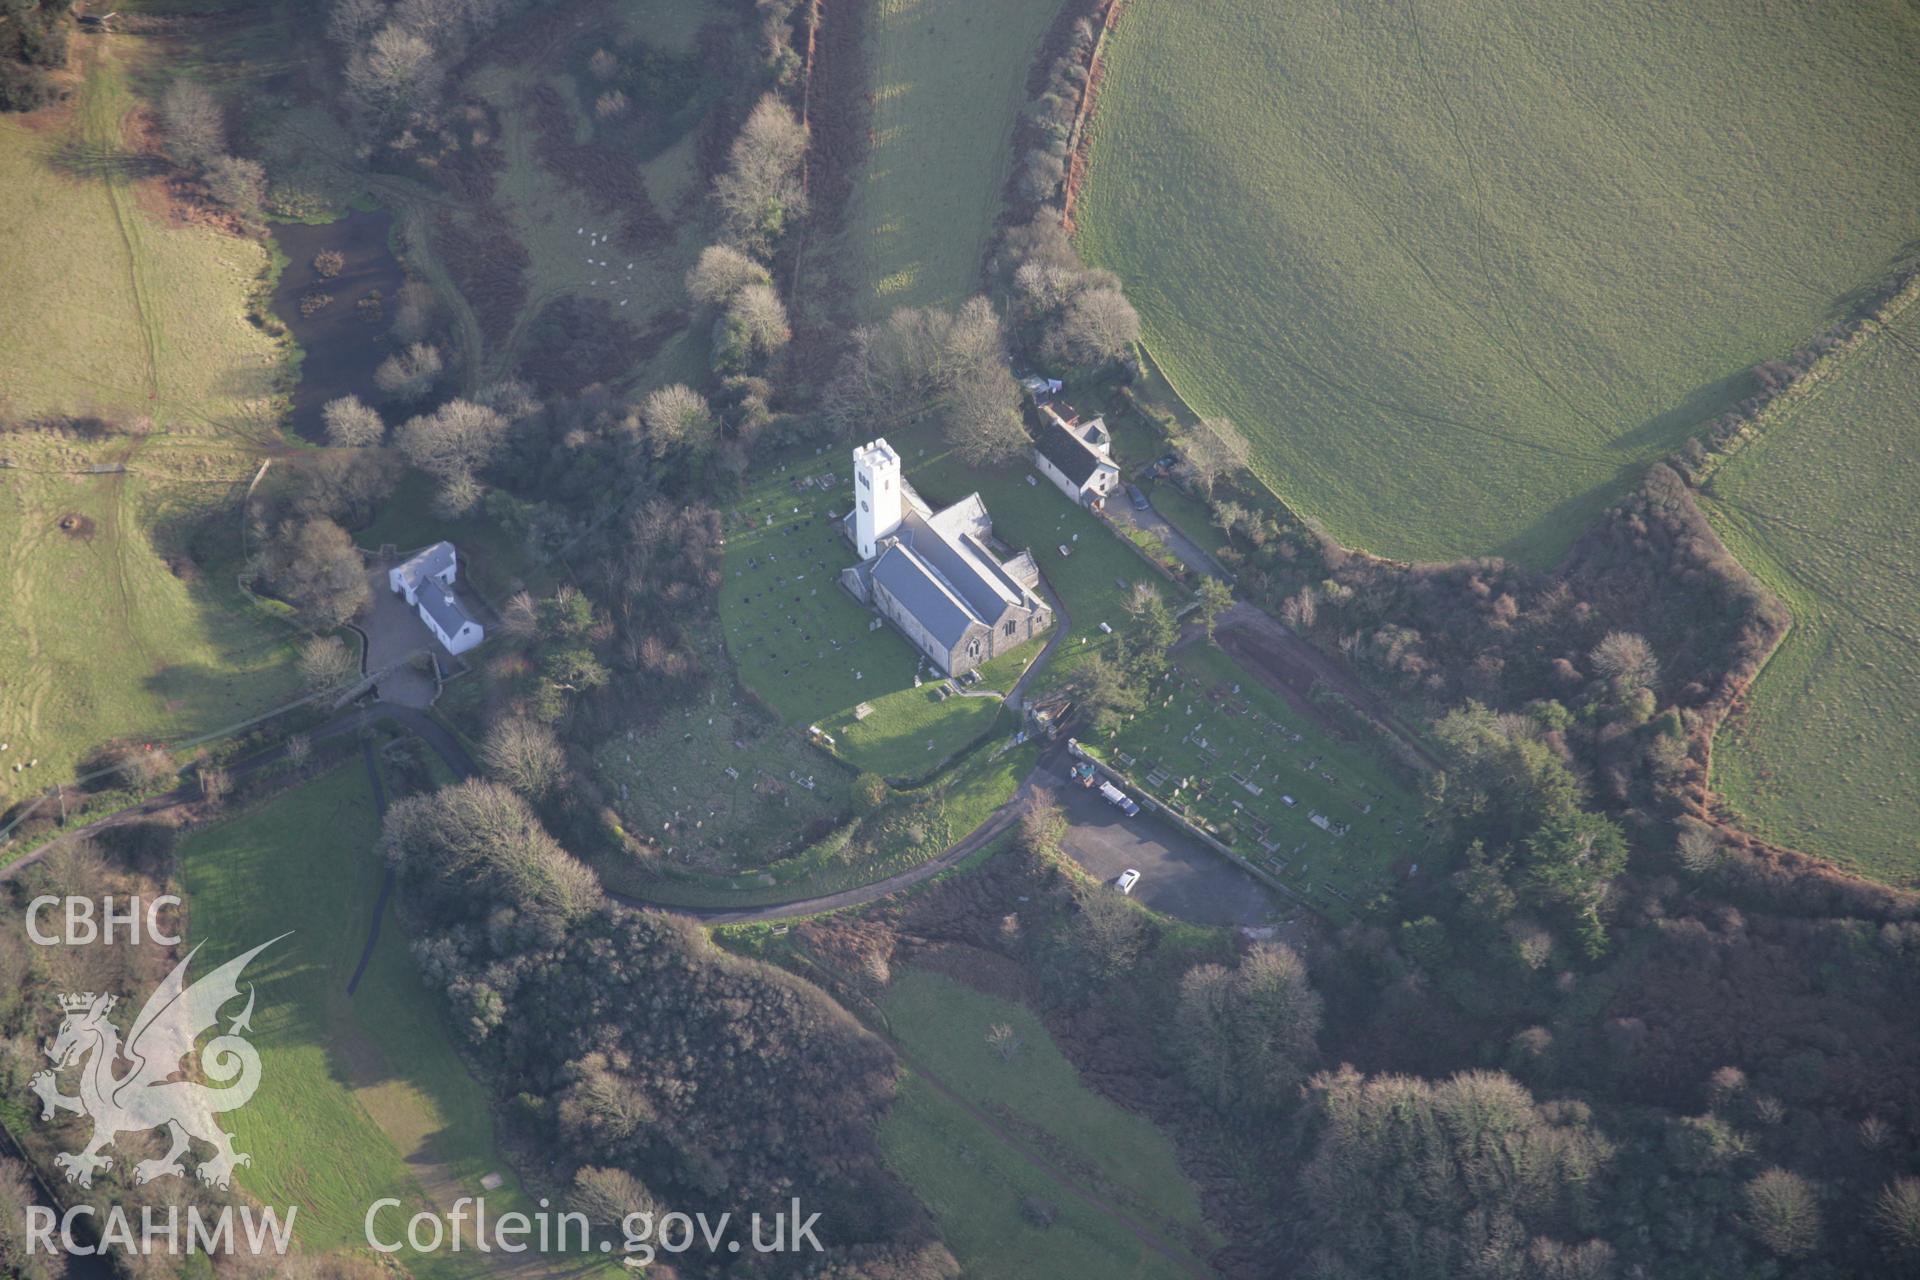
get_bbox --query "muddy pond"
[269,210,406,442]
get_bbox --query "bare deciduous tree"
[259,518,370,630]
[986,1023,1021,1062]
[397,398,507,481]
[374,341,445,403]
[204,154,267,217]
[197,764,232,808]
[158,79,225,168]
[641,384,716,457]
[1876,1177,1920,1257]
[297,634,358,691]
[946,361,1026,466]
[1045,284,1140,367]
[322,394,386,448]
[686,244,772,305]
[1177,416,1252,495]
[712,93,807,258]
[1590,631,1659,692]
[344,25,443,124]
[1675,826,1725,874]
[726,283,790,356]
[1744,1168,1821,1259]
[481,716,567,800]
[0,1156,61,1279]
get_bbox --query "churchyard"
[1079,645,1432,918]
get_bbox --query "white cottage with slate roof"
[839,438,1052,678]
[389,541,485,656]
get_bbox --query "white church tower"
[852,437,903,560]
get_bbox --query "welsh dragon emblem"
[30,935,287,1190]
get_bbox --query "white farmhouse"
[1031,404,1121,508]
[389,541,486,656]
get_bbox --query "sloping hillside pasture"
[1076,0,1920,565]
[180,765,585,1275]
[0,46,287,434]
[879,970,1219,1276]
[0,452,302,797]
[845,0,1059,318]
[1702,308,1920,884]
[0,39,305,792]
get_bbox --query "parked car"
[1127,483,1150,510]
[1116,869,1141,894]
[1098,781,1141,817]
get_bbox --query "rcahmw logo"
[25,935,299,1257]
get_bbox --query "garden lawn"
[1077,0,1920,565]
[844,0,1058,318]
[1700,306,1920,884]
[1081,644,1429,919]
[180,766,580,1274]
[880,970,1218,1273]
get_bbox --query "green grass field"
[879,970,1216,1277]
[181,765,597,1274]
[0,39,306,792]
[844,0,1059,318]
[0,455,303,799]
[0,45,288,435]
[1080,644,1429,918]
[1076,0,1920,565]
[1701,307,1920,884]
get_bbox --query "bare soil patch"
[56,513,97,540]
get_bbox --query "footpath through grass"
[879,969,1217,1278]
[844,0,1058,318]
[180,765,574,1275]
[1077,0,1920,565]
[1701,307,1920,884]
[0,43,287,433]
